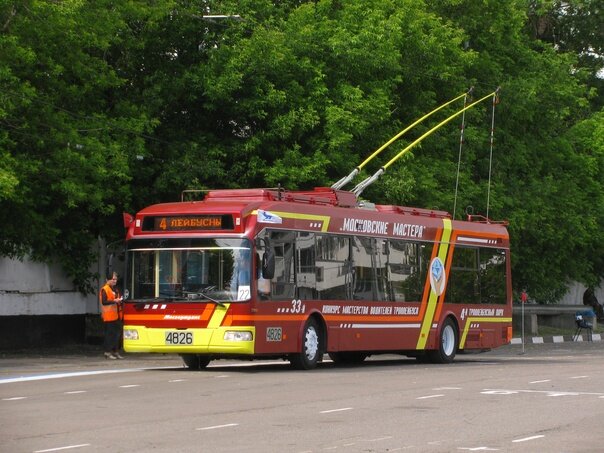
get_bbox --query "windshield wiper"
[196,290,226,307]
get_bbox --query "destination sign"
[142,215,234,231]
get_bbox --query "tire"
[180,354,211,370]
[290,318,321,370]
[428,318,458,364]
[328,352,367,365]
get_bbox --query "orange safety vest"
[99,283,120,322]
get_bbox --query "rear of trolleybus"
[122,216,269,369]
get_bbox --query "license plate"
[165,331,193,345]
[266,327,282,342]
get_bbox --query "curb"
[511,333,602,344]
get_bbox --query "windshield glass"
[126,238,252,302]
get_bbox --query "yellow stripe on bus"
[459,317,513,349]
[252,210,331,232]
[207,303,231,329]
[416,218,452,349]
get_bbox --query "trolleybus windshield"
[125,238,252,302]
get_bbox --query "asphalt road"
[2,342,604,452]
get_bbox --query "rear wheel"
[428,318,458,364]
[180,354,211,370]
[290,318,321,370]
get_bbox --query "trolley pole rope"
[486,88,500,220]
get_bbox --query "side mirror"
[262,249,275,279]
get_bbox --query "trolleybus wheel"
[290,318,321,370]
[428,318,458,364]
[180,354,211,370]
[328,352,367,365]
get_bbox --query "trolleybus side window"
[316,235,351,300]
[376,239,389,301]
[445,246,507,305]
[478,248,507,304]
[296,232,317,299]
[259,230,295,300]
[352,237,385,301]
[387,240,430,302]
[446,246,480,304]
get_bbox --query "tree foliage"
[1,0,603,301]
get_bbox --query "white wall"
[0,241,105,316]
[559,281,604,306]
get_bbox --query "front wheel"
[428,318,458,364]
[180,354,211,370]
[290,318,321,370]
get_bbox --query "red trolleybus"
[122,187,512,369]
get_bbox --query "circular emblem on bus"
[429,257,446,296]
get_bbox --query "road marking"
[365,436,393,442]
[168,379,185,382]
[2,396,27,401]
[417,394,444,400]
[196,423,238,431]
[570,375,588,379]
[119,384,140,388]
[0,368,172,384]
[320,407,353,414]
[434,387,461,390]
[33,444,90,452]
[0,361,288,385]
[529,380,550,384]
[64,391,87,394]
[458,447,499,451]
[512,435,545,443]
[483,388,604,397]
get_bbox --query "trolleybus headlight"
[124,329,139,340]
[224,331,253,342]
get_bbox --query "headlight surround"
[123,329,139,340]
[223,330,253,342]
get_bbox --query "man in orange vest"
[100,272,124,359]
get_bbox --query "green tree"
[529,0,604,108]
[0,1,153,291]
[1,0,603,302]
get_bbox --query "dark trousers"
[103,320,122,353]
